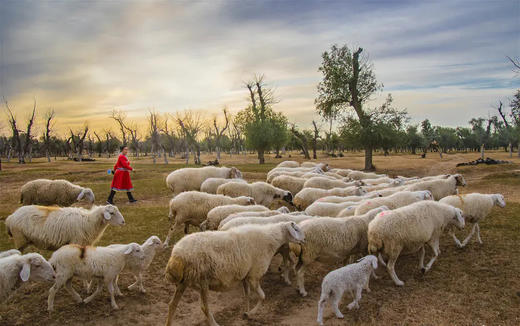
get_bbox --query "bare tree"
[177,111,203,165]
[4,98,36,164]
[69,125,89,161]
[507,56,520,73]
[495,100,513,157]
[213,107,229,160]
[160,114,178,163]
[148,110,161,164]
[110,109,128,145]
[290,124,311,159]
[43,109,56,162]
[23,100,37,163]
[311,120,320,159]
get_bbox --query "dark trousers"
[107,190,135,203]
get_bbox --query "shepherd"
[107,145,137,204]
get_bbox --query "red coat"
[111,154,133,191]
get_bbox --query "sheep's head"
[277,206,290,214]
[77,188,95,203]
[392,179,405,187]
[419,190,433,201]
[124,243,145,261]
[454,174,467,187]
[20,253,55,283]
[286,222,305,244]
[238,196,256,205]
[229,167,242,179]
[199,220,208,231]
[144,235,163,248]
[451,208,465,230]
[282,191,293,204]
[358,255,378,270]
[103,205,126,226]
[492,194,506,208]
[356,187,368,196]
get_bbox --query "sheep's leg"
[450,230,463,248]
[199,282,219,326]
[164,222,184,247]
[106,279,119,309]
[114,275,123,296]
[65,279,83,303]
[128,274,140,291]
[245,280,265,316]
[85,280,93,294]
[316,293,329,325]
[377,253,387,267]
[347,286,362,310]
[461,223,478,248]
[166,282,187,326]
[296,265,307,297]
[418,246,425,270]
[83,280,102,304]
[363,277,371,293]
[387,254,404,286]
[138,273,146,293]
[242,280,250,312]
[331,290,344,318]
[423,239,440,273]
[371,269,379,280]
[475,223,483,244]
[47,276,68,312]
[278,244,292,285]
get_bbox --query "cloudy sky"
[0,0,519,134]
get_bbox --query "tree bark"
[258,148,265,164]
[364,145,374,171]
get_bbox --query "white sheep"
[0,252,55,303]
[216,181,293,207]
[347,171,388,180]
[317,255,379,326]
[200,204,270,231]
[316,192,383,204]
[293,186,367,210]
[303,177,363,190]
[219,213,314,231]
[301,162,330,171]
[164,222,305,326]
[266,169,320,183]
[276,160,300,168]
[20,179,95,207]
[0,249,21,259]
[271,175,307,198]
[362,179,405,192]
[293,206,388,296]
[165,166,242,196]
[362,177,399,185]
[164,191,255,246]
[200,177,247,194]
[404,174,466,200]
[439,193,506,248]
[368,201,465,286]
[218,207,291,229]
[328,168,353,177]
[48,242,144,311]
[304,200,360,217]
[5,204,125,251]
[353,190,433,216]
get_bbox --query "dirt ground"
[0,150,519,326]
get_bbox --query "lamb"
[164,191,256,246]
[164,222,305,326]
[404,174,466,200]
[293,186,367,210]
[353,191,433,216]
[303,177,363,190]
[106,235,163,294]
[367,201,465,286]
[20,179,95,206]
[439,193,506,248]
[271,175,307,197]
[200,177,247,194]
[0,252,55,303]
[316,255,378,325]
[165,166,243,196]
[48,243,144,311]
[276,160,300,168]
[347,171,388,180]
[293,207,387,296]
[218,207,291,229]
[200,204,270,231]
[5,204,125,251]
[216,181,293,207]
[304,200,361,217]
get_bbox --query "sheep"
[200,204,270,231]
[165,166,243,196]
[0,249,21,259]
[293,186,367,210]
[216,181,293,207]
[164,222,305,326]
[48,243,144,311]
[107,235,163,293]
[219,213,314,231]
[0,252,55,303]
[304,200,360,217]
[303,177,363,190]
[20,179,95,207]
[353,190,433,216]
[218,207,291,229]
[328,168,353,177]
[347,171,388,180]
[266,170,318,183]
[301,162,330,171]
[317,255,379,326]
[363,177,400,185]
[362,179,405,192]
[164,191,256,246]
[404,174,466,200]
[276,160,300,168]
[5,204,125,251]
[293,207,388,296]
[200,177,247,194]
[439,193,506,248]
[367,201,465,286]
[271,175,307,197]
[323,171,345,179]
[316,192,383,204]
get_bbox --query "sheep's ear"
[77,189,85,201]
[371,258,378,269]
[103,208,112,221]
[287,222,301,240]
[20,263,31,282]
[124,246,133,255]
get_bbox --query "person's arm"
[120,156,133,171]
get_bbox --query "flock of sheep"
[0,162,506,326]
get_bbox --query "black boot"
[107,190,116,205]
[127,192,137,203]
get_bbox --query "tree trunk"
[480,144,485,159]
[163,148,168,164]
[46,149,51,163]
[509,142,512,158]
[364,145,374,171]
[258,149,265,164]
[216,146,221,160]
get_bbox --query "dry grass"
[0,151,519,326]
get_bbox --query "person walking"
[107,145,137,204]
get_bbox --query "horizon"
[1,0,519,135]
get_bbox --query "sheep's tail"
[165,255,185,284]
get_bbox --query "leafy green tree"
[406,125,423,154]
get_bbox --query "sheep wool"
[216,181,293,207]
[165,166,242,196]
[354,190,432,216]
[293,186,366,210]
[404,174,466,200]
[201,204,270,231]
[271,175,307,197]
[200,178,247,194]
[20,179,95,207]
